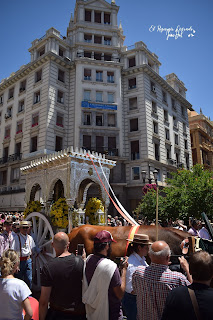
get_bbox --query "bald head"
[53,232,69,255]
[149,241,171,265]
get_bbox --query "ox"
[68,225,189,259]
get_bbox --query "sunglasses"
[22,226,30,229]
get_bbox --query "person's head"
[52,232,70,256]
[12,222,20,233]
[191,219,199,230]
[149,241,171,265]
[189,251,213,283]
[0,249,19,277]
[4,218,13,233]
[93,230,116,257]
[127,234,152,257]
[19,221,31,235]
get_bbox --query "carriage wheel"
[25,212,56,291]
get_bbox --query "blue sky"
[1,0,212,118]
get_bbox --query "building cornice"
[122,64,193,110]
[0,52,74,92]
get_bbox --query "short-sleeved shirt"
[132,263,190,320]
[41,254,85,313]
[85,254,123,320]
[11,233,35,257]
[0,277,31,320]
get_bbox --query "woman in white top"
[122,234,152,320]
[0,249,33,320]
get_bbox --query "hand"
[82,248,86,261]
[178,256,189,272]
[120,256,128,270]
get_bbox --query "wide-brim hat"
[127,233,152,245]
[20,221,32,227]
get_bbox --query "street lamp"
[142,169,159,240]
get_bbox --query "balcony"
[0,153,22,164]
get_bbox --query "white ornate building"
[0,0,193,213]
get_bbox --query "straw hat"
[20,221,32,227]
[127,233,152,245]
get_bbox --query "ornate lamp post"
[141,169,159,240]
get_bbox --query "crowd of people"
[0,212,213,320]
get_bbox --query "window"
[132,167,140,180]
[15,142,21,156]
[94,36,102,44]
[3,147,9,162]
[184,139,188,150]
[155,168,161,181]
[96,114,103,126]
[104,37,111,45]
[104,54,111,61]
[20,80,26,92]
[57,90,64,104]
[183,123,187,133]
[108,137,117,156]
[108,93,114,103]
[185,153,190,170]
[108,114,116,127]
[129,97,137,110]
[84,34,92,43]
[16,120,23,134]
[83,135,91,150]
[130,119,138,132]
[56,112,64,127]
[84,90,91,101]
[8,87,14,100]
[32,113,39,127]
[154,143,160,161]
[164,109,168,122]
[175,134,179,145]
[30,136,38,152]
[11,168,20,183]
[94,53,102,60]
[34,91,40,104]
[128,57,136,68]
[0,95,3,104]
[95,11,101,23]
[151,81,156,93]
[175,152,180,165]
[162,91,167,103]
[152,101,157,114]
[96,136,104,153]
[153,121,158,134]
[165,128,169,140]
[84,69,91,81]
[58,69,65,82]
[84,113,91,125]
[107,71,114,83]
[96,71,103,82]
[55,136,63,152]
[35,69,42,82]
[166,146,171,160]
[128,78,136,89]
[84,51,92,58]
[172,98,176,110]
[6,106,12,118]
[38,46,45,57]
[96,91,103,102]
[181,106,185,117]
[4,126,10,139]
[104,13,110,24]
[0,112,1,123]
[173,116,178,128]
[85,10,91,22]
[0,170,7,185]
[59,46,64,57]
[131,141,139,160]
[18,100,24,113]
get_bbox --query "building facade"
[0,0,193,213]
[188,110,213,170]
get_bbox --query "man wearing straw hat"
[123,234,152,320]
[11,220,36,289]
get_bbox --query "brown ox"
[68,225,189,259]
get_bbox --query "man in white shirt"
[122,233,152,320]
[11,220,36,289]
[198,222,211,240]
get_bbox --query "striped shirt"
[132,263,190,320]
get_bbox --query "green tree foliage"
[135,165,213,221]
